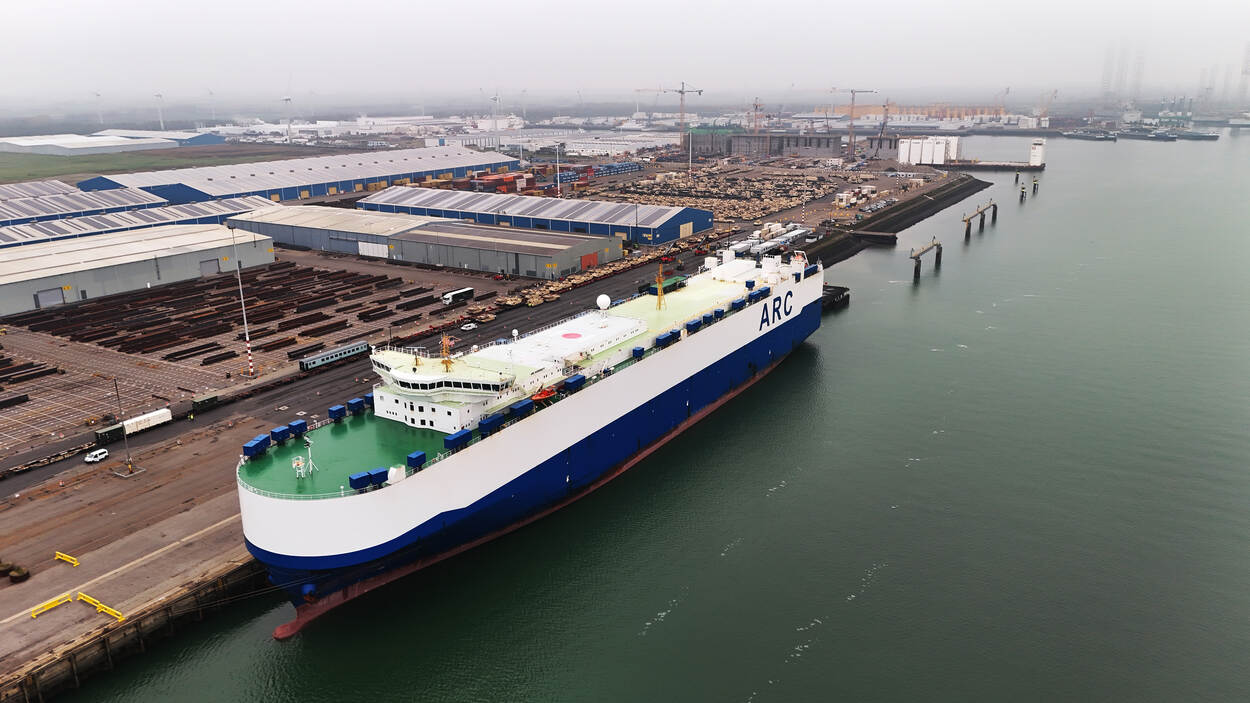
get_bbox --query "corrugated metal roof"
[0,196,275,246]
[360,186,686,229]
[0,134,174,149]
[0,224,270,286]
[94,146,517,197]
[396,221,601,255]
[94,128,206,141]
[0,188,167,224]
[0,180,78,202]
[226,205,447,238]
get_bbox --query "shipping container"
[123,408,173,435]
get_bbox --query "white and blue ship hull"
[239,272,824,637]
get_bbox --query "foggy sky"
[4,0,1248,111]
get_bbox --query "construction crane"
[871,99,890,158]
[665,81,703,133]
[993,86,1011,118]
[751,97,765,135]
[1038,89,1058,119]
[840,88,876,159]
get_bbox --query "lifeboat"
[531,387,556,402]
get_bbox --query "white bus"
[441,287,476,305]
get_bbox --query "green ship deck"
[238,413,445,497]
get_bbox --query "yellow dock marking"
[0,513,239,626]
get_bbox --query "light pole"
[555,142,562,197]
[228,225,255,378]
[113,377,134,474]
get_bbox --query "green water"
[68,135,1250,702]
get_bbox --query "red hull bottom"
[273,352,791,639]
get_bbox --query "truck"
[441,287,476,306]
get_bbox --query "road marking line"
[0,513,241,626]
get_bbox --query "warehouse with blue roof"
[77,146,519,205]
[357,186,712,245]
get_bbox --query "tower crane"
[838,88,876,159]
[993,86,1011,118]
[751,97,765,135]
[665,81,703,132]
[1038,89,1058,119]
[871,99,890,158]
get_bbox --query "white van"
[84,448,109,463]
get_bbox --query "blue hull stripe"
[249,300,821,603]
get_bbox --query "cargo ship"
[1116,128,1177,142]
[1061,130,1117,142]
[1172,129,1219,141]
[237,251,824,637]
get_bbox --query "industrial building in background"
[0,224,273,316]
[358,186,712,245]
[77,146,520,205]
[92,129,225,147]
[226,206,622,278]
[897,136,963,165]
[0,133,181,156]
[0,196,275,248]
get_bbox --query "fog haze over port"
[3,0,1248,117]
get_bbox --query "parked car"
[84,448,109,463]
[460,323,478,331]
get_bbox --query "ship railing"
[376,345,432,358]
[236,278,817,501]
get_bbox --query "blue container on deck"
[253,434,270,449]
[759,286,771,297]
[713,308,725,319]
[407,450,427,469]
[348,471,371,490]
[685,319,702,334]
[563,374,586,392]
[745,280,755,290]
[288,419,308,435]
[368,467,389,486]
[478,413,505,436]
[242,439,264,457]
[328,404,346,421]
[731,298,746,311]
[269,425,290,443]
[747,291,760,303]
[363,393,374,407]
[804,264,818,278]
[347,398,365,415]
[509,398,534,417]
[632,346,645,359]
[444,429,472,450]
[702,313,714,326]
